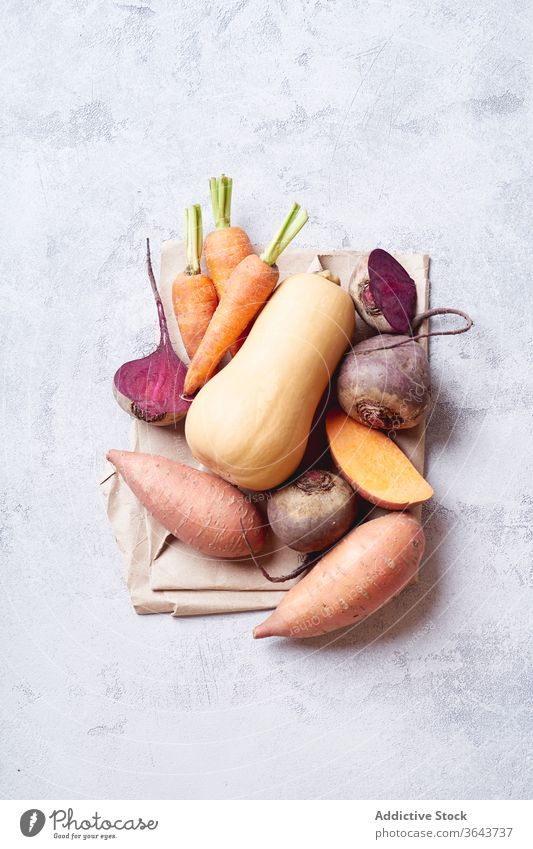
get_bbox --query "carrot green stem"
[185,204,203,275]
[209,174,232,229]
[260,202,309,266]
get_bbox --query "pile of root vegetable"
[108,174,472,640]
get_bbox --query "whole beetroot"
[267,470,358,553]
[337,335,431,430]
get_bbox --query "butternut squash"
[185,272,356,490]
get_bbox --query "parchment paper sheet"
[101,243,429,615]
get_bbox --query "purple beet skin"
[337,335,431,430]
[367,249,417,333]
[112,239,191,426]
[114,345,189,424]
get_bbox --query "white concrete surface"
[1,0,532,800]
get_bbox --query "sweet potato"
[253,512,424,639]
[107,450,265,558]
[326,410,433,510]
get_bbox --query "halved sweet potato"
[325,410,433,510]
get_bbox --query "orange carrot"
[253,513,425,639]
[184,202,309,395]
[172,204,218,360]
[326,410,433,510]
[204,175,254,299]
[229,315,257,357]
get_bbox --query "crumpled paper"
[101,242,429,615]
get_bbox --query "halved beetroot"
[368,248,417,333]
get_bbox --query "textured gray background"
[2,0,532,800]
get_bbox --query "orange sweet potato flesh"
[107,449,265,558]
[253,512,425,639]
[326,410,433,510]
